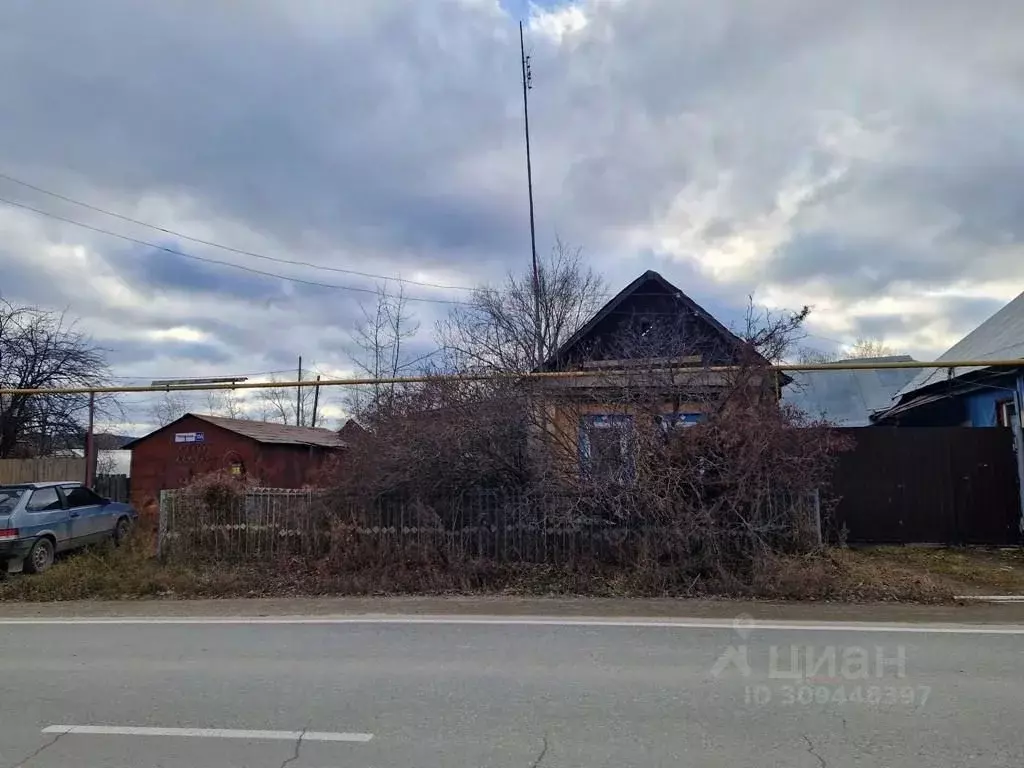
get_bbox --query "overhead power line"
[0,171,474,292]
[0,196,470,306]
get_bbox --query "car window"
[26,487,62,512]
[63,486,105,508]
[0,488,27,514]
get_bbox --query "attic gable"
[542,270,753,371]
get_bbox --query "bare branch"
[149,391,191,428]
[436,240,606,374]
[347,282,421,424]
[0,297,112,457]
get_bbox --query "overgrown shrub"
[319,308,853,589]
[159,470,259,562]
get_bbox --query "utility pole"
[520,20,542,369]
[296,356,303,426]
[311,375,322,428]
[85,391,95,487]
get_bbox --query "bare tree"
[205,389,246,419]
[0,298,112,458]
[149,391,192,427]
[739,299,810,364]
[846,338,895,359]
[436,240,606,374]
[798,337,896,364]
[347,282,422,421]
[258,373,316,426]
[797,347,838,364]
[95,450,117,475]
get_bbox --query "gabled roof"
[895,289,1024,399]
[125,414,347,449]
[541,270,759,370]
[783,355,924,426]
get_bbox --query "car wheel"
[113,517,131,546]
[25,538,55,574]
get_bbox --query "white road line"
[1,614,1023,633]
[41,725,373,743]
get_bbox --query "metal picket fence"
[158,487,325,561]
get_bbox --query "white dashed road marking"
[41,725,373,743]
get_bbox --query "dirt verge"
[853,546,1024,596]
[1,534,984,605]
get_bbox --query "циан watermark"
[710,614,931,709]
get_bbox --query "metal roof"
[895,289,1024,398]
[125,414,347,449]
[194,415,347,448]
[783,356,924,426]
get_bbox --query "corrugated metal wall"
[830,427,1021,544]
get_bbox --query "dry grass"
[0,534,965,603]
[748,550,955,603]
[853,546,1024,595]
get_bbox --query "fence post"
[812,488,823,547]
[157,490,168,560]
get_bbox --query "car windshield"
[0,487,27,514]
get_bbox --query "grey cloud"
[106,244,288,301]
[0,249,62,306]
[106,338,233,368]
[0,0,527,273]
[768,233,948,298]
[529,1,1024,310]
[700,219,736,242]
[827,295,1006,359]
[2,0,1024,422]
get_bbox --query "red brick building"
[125,414,346,515]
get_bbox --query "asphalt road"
[1,614,1022,767]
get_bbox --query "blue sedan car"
[0,482,138,574]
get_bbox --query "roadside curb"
[4,596,1024,624]
[955,595,1024,603]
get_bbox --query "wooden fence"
[830,427,1022,545]
[157,486,817,564]
[95,474,130,503]
[0,457,86,484]
[0,459,129,502]
[156,427,1024,560]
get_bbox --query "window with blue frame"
[658,412,704,432]
[579,415,635,483]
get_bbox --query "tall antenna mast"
[520,20,542,368]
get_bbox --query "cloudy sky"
[2,0,1023,430]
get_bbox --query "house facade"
[873,290,1024,427]
[125,414,347,515]
[537,270,776,480]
